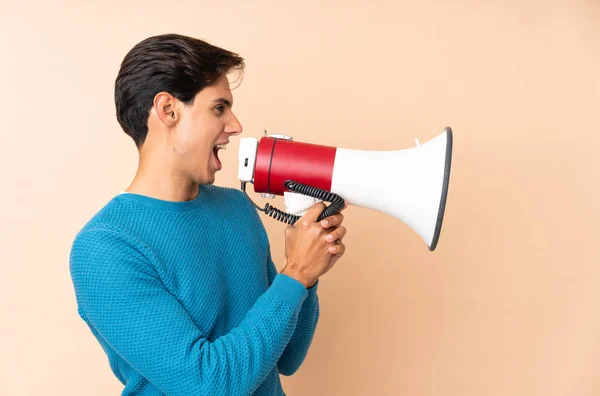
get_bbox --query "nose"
[225,113,243,136]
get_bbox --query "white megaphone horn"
[237,127,453,251]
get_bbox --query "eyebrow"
[213,98,232,107]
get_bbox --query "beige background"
[2,0,600,395]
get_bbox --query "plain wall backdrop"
[2,0,599,395]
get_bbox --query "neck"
[125,146,199,203]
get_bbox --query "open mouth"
[213,144,227,168]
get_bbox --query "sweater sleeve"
[69,224,308,396]
[266,248,320,376]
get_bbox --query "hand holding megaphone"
[238,127,453,251]
[280,201,347,288]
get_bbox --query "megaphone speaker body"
[238,127,453,251]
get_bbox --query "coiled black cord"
[241,180,345,225]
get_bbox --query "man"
[69,33,347,396]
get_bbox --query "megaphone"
[237,127,453,251]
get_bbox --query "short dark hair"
[114,33,245,147]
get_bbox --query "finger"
[324,226,347,243]
[320,212,344,229]
[328,242,346,257]
[297,202,327,225]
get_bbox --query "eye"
[215,105,225,115]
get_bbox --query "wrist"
[280,267,313,289]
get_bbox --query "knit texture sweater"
[69,185,320,395]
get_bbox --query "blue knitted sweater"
[69,185,319,395]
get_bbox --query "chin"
[196,174,216,185]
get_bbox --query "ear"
[153,92,179,127]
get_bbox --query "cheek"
[173,133,190,154]
[173,112,219,158]
[174,134,214,164]
[174,120,203,154]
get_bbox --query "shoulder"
[70,222,148,267]
[73,193,132,234]
[69,221,159,303]
[69,195,157,275]
[71,196,127,251]
[203,183,270,238]
[203,184,261,215]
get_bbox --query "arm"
[267,249,320,376]
[70,224,308,396]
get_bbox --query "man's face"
[173,74,243,185]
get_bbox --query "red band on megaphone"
[253,137,337,195]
